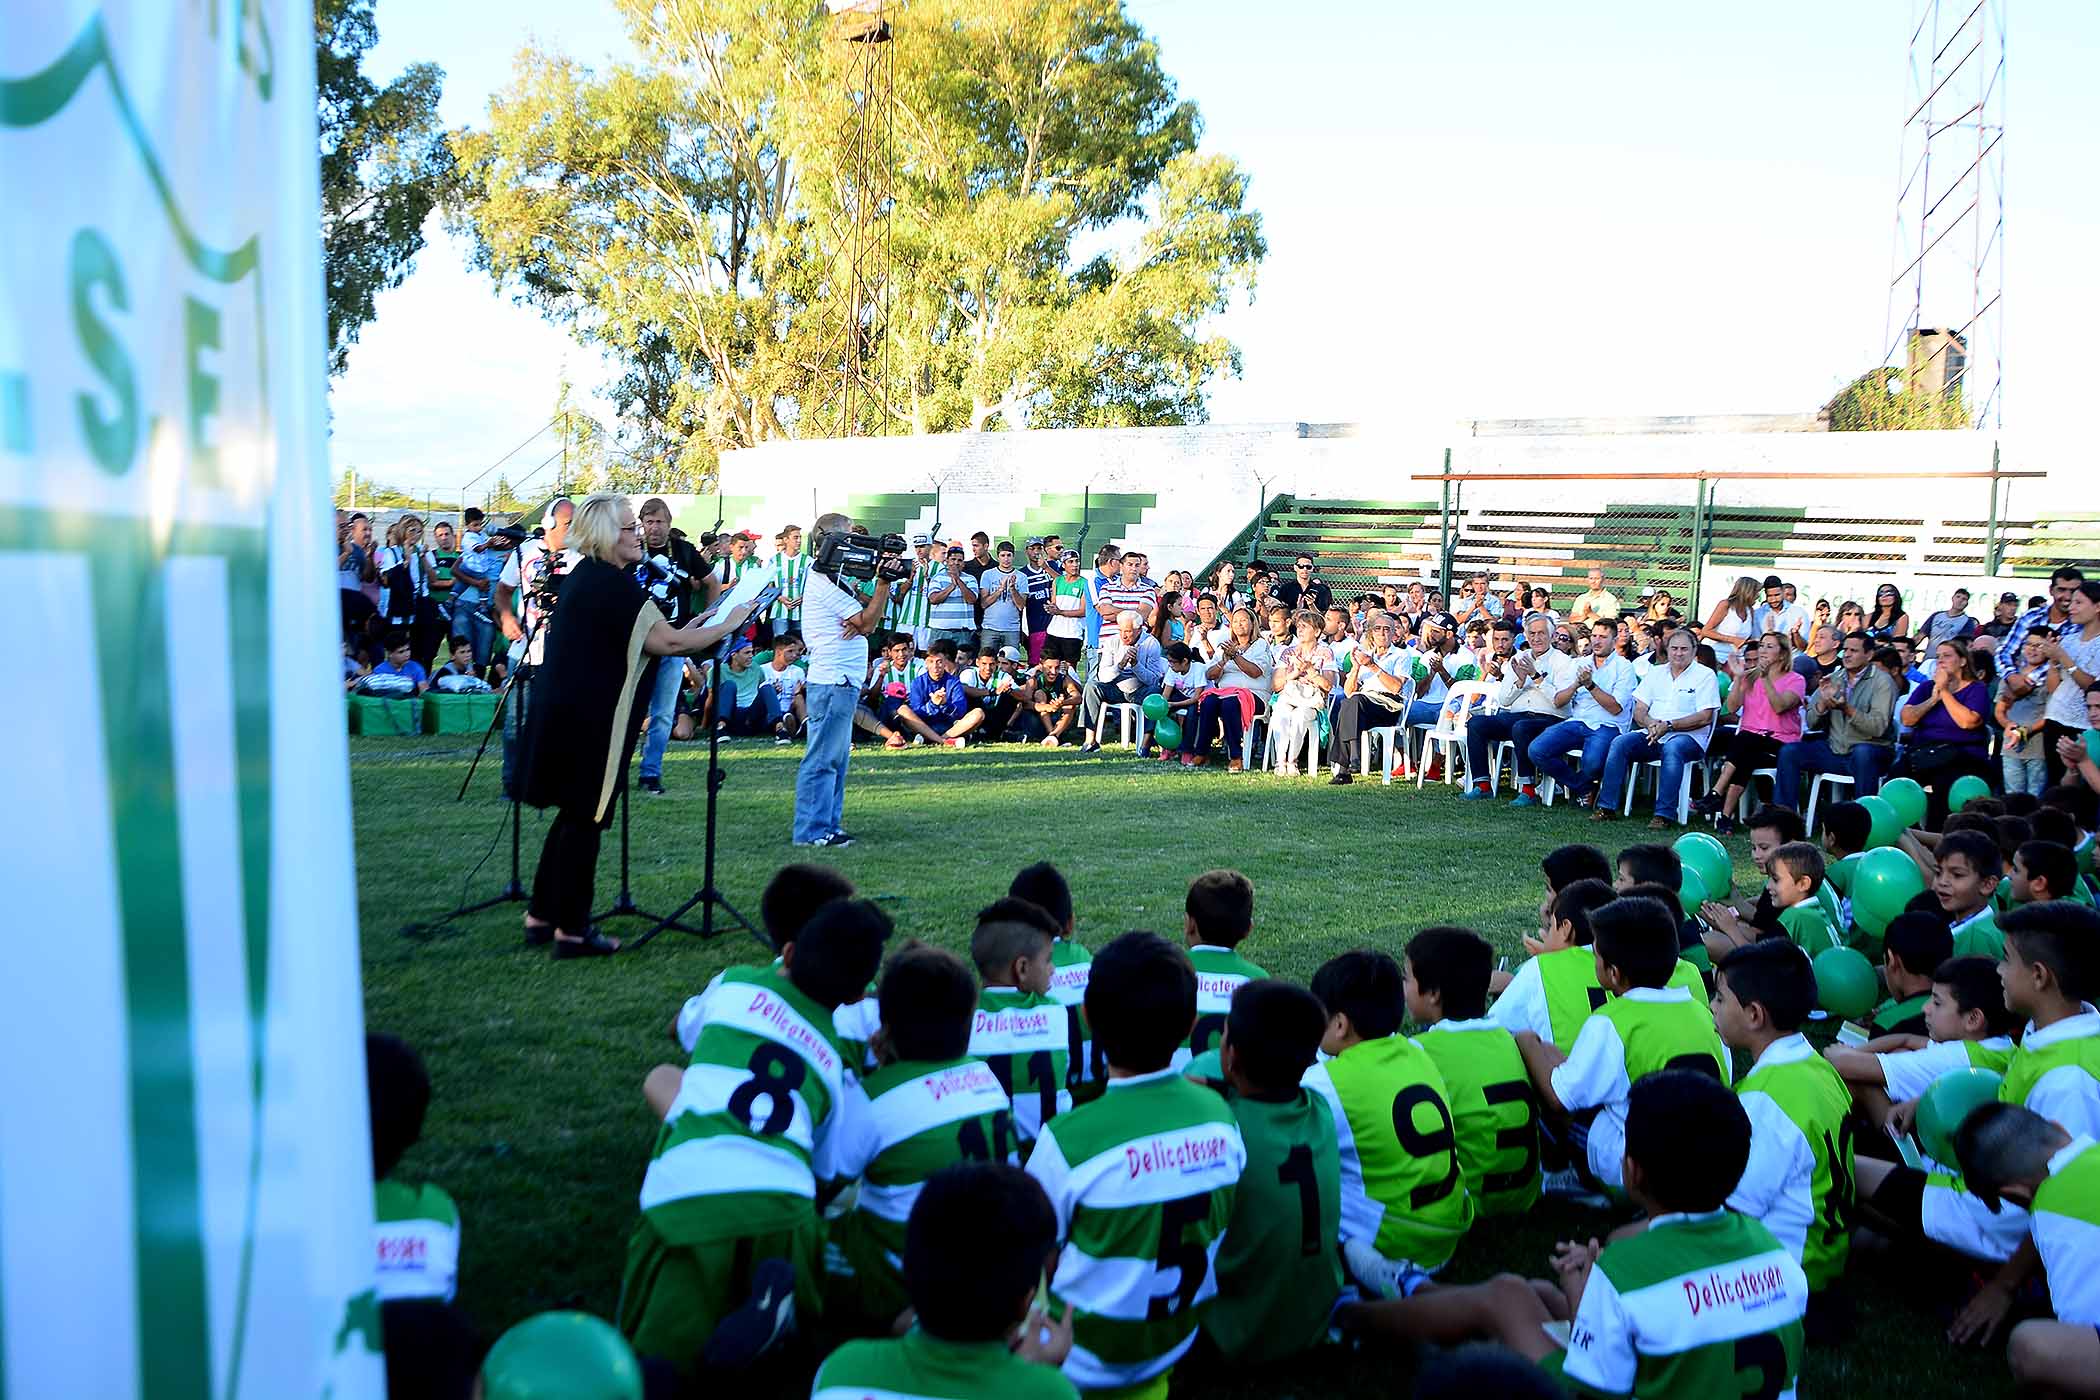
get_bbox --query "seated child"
[2011,838,2083,907]
[1516,895,1728,1193]
[826,944,1016,1330]
[1699,806,1806,959]
[1179,869,1268,1068]
[1489,880,1708,1052]
[811,1162,1079,1400]
[710,638,777,736]
[1766,841,1842,955]
[758,634,807,741]
[342,637,370,692]
[1011,861,1090,1008]
[1406,926,1542,1217]
[1867,911,1953,1038]
[1160,641,1203,732]
[896,638,985,747]
[2031,810,2097,902]
[858,634,923,747]
[1820,799,1872,920]
[1824,956,2014,1134]
[1950,1103,2100,1395]
[626,898,891,1376]
[366,631,429,695]
[969,898,1073,1146]
[1489,843,1612,997]
[1710,941,1856,1334]
[1932,829,2006,959]
[2035,790,2097,891]
[368,1033,460,1302]
[1616,844,1702,956]
[1304,949,1474,1299]
[1197,980,1344,1365]
[432,637,481,688]
[1024,932,1245,1395]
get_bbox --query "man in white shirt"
[1751,574,1810,651]
[1527,619,1639,808]
[1592,627,1721,829]
[1462,614,1580,804]
[491,497,579,800]
[792,514,898,848]
[1566,565,1621,628]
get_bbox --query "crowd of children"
[370,781,2100,1398]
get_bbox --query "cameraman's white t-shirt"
[499,540,582,667]
[801,570,870,687]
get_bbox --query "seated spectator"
[1189,591,1228,662]
[343,637,371,692]
[1455,570,1501,628]
[1404,611,1478,733]
[959,645,1025,743]
[1154,642,1204,760]
[1794,613,1842,689]
[1865,583,1910,641]
[758,635,807,742]
[369,1033,460,1303]
[1528,620,1639,808]
[896,638,985,748]
[1643,588,1675,622]
[1463,614,1577,805]
[1592,627,1721,829]
[1326,614,1412,783]
[1262,602,1294,652]
[1978,588,2022,644]
[1565,565,1620,627]
[856,634,922,748]
[1276,553,1332,613]
[1268,611,1337,775]
[1078,611,1165,753]
[1523,586,1559,626]
[1180,605,1273,771]
[1012,655,1082,747]
[431,637,492,693]
[1322,604,1357,666]
[1920,587,1980,649]
[703,638,779,736]
[364,631,430,696]
[1775,630,1897,805]
[1889,639,1996,828]
[1695,631,1807,832]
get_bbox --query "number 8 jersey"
[641,963,853,1246]
[1302,1035,1475,1272]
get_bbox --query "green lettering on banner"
[184,295,221,484]
[70,227,136,475]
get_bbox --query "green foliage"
[444,0,1263,451]
[1826,366,1971,431]
[317,0,452,376]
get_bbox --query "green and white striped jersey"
[2031,1134,2100,1327]
[641,963,851,1245]
[1025,1067,1245,1392]
[1302,1034,1475,1270]
[373,1179,460,1302]
[1049,940,1095,1086]
[826,1056,1015,1323]
[1556,1209,1807,1399]
[1177,945,1268,1071]
[1413,1018,1541,1217]
[770,548,809,625]
[888,561,936,631]
[1727,1034,1855,1291]
[971,987,1073,1144]
[812,1328,1079,1400]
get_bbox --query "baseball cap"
[1059,548,1079,562]
[1998,591,2020,604]
[1427,611,1458,631]
[1025,536,1045,547]
[911,532,932,547]
[730,529,760,542]
[726,636,754,654]
[998,645,1024,662]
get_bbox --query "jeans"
[793,683,858,843]
[2004,749,2049,798]
[1527,719,1620,796]
[500,664,534,798]
[723,688,785,737]
[1463,712,1556,787]
[1403,698,1444,729]
[1597,731,1706,818]
[929,627,976,652]
[978,626,1024,655]
[450,593,495,670]
[1773,737,1895,812]
[638,657,685,780]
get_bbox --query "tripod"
[628,640,760,950]
[590,749,702,934]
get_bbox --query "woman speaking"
[520,494,758,957]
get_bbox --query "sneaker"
[792,831,856,849]
[638,776,666,796]
[1277,763,1299,777]
[1077,739,1102,754]
[701,1257,797,1370]
[946,736,967,749]
[1460,784,1494,801]
[1541,1168,1610,1209]
[1342,1238,1426,1302]
[1512,790,1540,808]
[1715,814,1739,835]
[1329,769,1354,786]
[773,732,792,746]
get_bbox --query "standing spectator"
[1528,619,1639,807]
[887,533,936,648]
[1920,587,1979,649]
[1043,548,1088,665]
[1992,568,2085,741]
[1889,639,1996,828]
[711,529,760,586]
[1695,632,1808,832]
[448,521,504,674]
[1096,551,1160,632]
[1275,554,1332,614]
[925,543,979,651]
[1803,598,1836,657]
[1593,627,1721,829]
[1774,630,1896,805]
[1267,611,1337,775]
[1083,545,1121,665]
[1190,592,1228,663]
[1021,538,1053,663]
[1566,565,1621,627]
[1326,614,1410,782]
[1979,589,2023,645]
[962,531,995,588]
[1699,575,1761,662]
[976,541,1027,656]
[633,497,713,794]
[1208,559,1246,615]
[428,520,460,618]
[492,497,579,801]
[1523,586,1560,626]
[1864,583,1909,641]
[377,514,437,656]
[338,511,378,634]
[1751,575,1810,651]
[767,522,808,644]
[1181,606,1274,770]
[2036,580,2100,787]
[1078,612,1165,753]
[1154,591,1189,645]
[1463,614,1578,804]
[1644,589,1676,623]
[1996,630,2055,798]
[1794,616,1842,690]
[1014,655,1082,747]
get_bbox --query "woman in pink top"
[1694,630,1808,832]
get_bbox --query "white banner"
[1,4,378,1398]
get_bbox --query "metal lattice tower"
[1884,0,2006,427]
[826,1,895,439]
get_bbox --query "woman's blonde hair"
[1728,575,1760,614]
[570,493,633,563]
[1759,629,1794,668]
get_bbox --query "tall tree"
[318,0,451,376]
[445,0,1262,450]
[1824,367,1972,431]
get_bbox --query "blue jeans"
[1403,698,1444,729]
[2004,749,2048,798]
[638,656,685,780]
[1528,719,1620,795]
[1773,736,1894,811]
[1463,712,1556,786]
[1598,731,1706,817]
[793,682,858,842]
[450,592,494,670]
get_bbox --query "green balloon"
[1948,774,1994,814]
[1812,946,1880,1021]
[1858,794,1904,849]
[1676,866,1707,918]
[483,1313,643,1400]
[1141,692,1170,721]
[1917,1067,2005,1168]
[1153,717,1183,749]
[1878,776,1928,829]
[1185,1048,1223,1081]
[1851,846,1926,937]
[1825,851,1863,897]
[1673,832,1731,902]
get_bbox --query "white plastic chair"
[1621,714,1721,823]
[1416,681,1495,791]
[1805,772,1857,832]
[1733,768,1778,819]
[1262,711,1323,776]
[1107,702,1150,755]
[1238,692,1273,770]
[1358,682,1416,784]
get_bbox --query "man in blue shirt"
[894,638,987,747]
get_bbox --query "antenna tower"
[826,1,895,439]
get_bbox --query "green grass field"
[354,735,2014,1397]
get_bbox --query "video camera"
[813,527,911,586]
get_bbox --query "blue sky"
[332,0,2096,496]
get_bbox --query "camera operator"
[633,497,723,796]
[492,497,579,802]
[793,512,905,848]
[519,495,761,957]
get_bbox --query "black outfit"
[1275,578,1332,614]
[522,557,660,934]
[1326,689,1406,771]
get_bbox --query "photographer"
[794,512,904,848]
[492,498,578,802]
[520,495,759,957]
[633,497,720,795]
